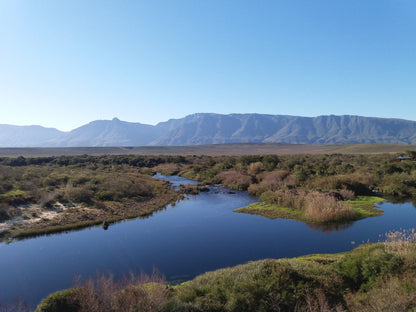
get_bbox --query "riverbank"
[36,235,416,312]
[1,192,180,242]
[234,195,385,224]
[0,159,186,242]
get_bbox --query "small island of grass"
[235,194,385,224]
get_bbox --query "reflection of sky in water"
[153,172,198,189]
[1,175,416,308]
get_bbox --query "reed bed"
[260,189,358,223]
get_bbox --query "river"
[1,174,416,308]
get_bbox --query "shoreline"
[1,193,180,243]
[234,195,385,224]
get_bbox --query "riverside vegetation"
[2,151,416,310]
[33,230,416,312]
[1,151,416,240]
[0,155,189,241]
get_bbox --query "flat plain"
[0,143,415,157]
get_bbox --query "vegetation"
[235,195,384,223]
[0,143,415,157]
[36,230,416,312]
[176,152,416,224]
[0,155,189,241]
[1,151,416,239]
[2,150,416,310]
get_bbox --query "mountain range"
[2,113,416,147]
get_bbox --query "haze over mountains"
[2,113,416,147]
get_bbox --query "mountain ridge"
[1,113,416,147]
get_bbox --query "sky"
[1,0,416,131]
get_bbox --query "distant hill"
[150,114,416,145]
[2,113,416,147]
[44,118,163,147]
[0,124,64,147]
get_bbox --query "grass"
[345,195,385,218]
[35,236,416,312]
[0,143,415,157]
[234,195,384,224]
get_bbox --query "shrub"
[247,162,263,176]
[35,288,81,312]
[64,186,93,204]
[62,271,169,312]
[337,244,404,291]
[168,259,343,312]
[214,171,252,191]
[345,276,416,312]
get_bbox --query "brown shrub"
[215,170,252,190]
[248,170,295,196]
[247,162,263,176]
[310,172,373,195]
[339,188,355,201]
[345,276,416,312]
[304,192,357,223]
[71,270,169,312]
[262,170,292,189]
[260,189,358,223]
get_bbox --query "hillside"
[2,113,416,147]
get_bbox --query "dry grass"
[214,170,252,190]
[384,228,416,265]
[304,192,357,223]
[71,270,169,312]
[300,288,345,312]
[260,189,358,223]
[345,276,416,312]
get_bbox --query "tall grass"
[304,192,357,223]
[260,189,358,222]
[36,270,169,312]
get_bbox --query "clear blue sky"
[1,0,415,131]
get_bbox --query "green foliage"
[35,241,416,312]
[337,244,404,291]
[35,288,81,312]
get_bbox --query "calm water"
[2,175,416,307]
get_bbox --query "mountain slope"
[45,118,163,147]
[151,114,416,145]
[2,114,416,147]
[0,125,65,147]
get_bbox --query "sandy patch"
[0,202,79,234]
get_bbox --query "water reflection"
[153,172,197,189]
[384,196,416,208]
[306,221,354,233]
[3,175,416,308]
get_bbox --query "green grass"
[0,189,26,196]
[235,202,308,221]
[234,196,384,224]
[346,195,385,218]
[36,240,416,312]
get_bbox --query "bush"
[35,288,81,312]
[64,186,93,204]
[337,244,404,291]
[169,259,343,312]
[214,171,252,191]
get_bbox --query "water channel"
[2,174,416,308]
